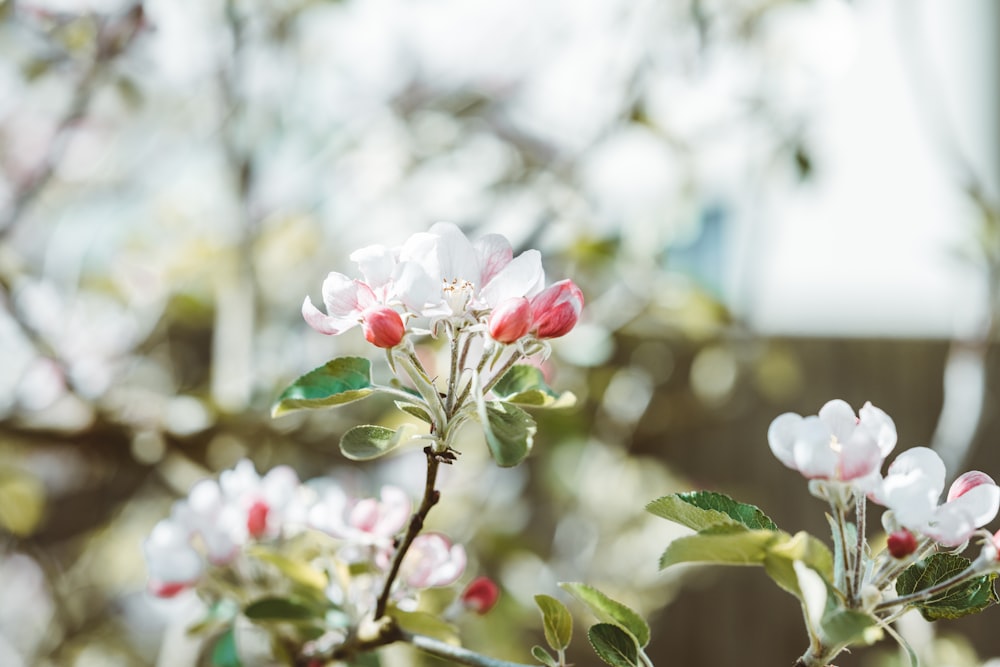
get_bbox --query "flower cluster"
[768,400,1000,551]
[302,222,584,348]
[143,460,492,614]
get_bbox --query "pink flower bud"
[247,500,270,539]
[461,576,500,614]
[488,297,532,343]
[149,580,190,598]
[361,306,405,348]
[947,471,997,502]
[529,279,584,339]
[887,529,917,559]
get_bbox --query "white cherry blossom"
[767,399,896,484]
[873,447,1000,547]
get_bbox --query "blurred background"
[2,0,1000,665]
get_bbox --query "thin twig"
[403,632,536,667]
[373,446,441,619]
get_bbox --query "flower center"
[442,278,476,314]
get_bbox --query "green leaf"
[819,606,879,647]
[658,526,783,570]
[339,424,413,461]
[479,401,536,467]
[646,491,777,532]
[588,623,639,667]
[395,401,432,424]
[246,547,328,601]
[531,645,559,667]
[763,531,835,598]
[243,597,316,622]
[388,608,458,645]
[493,365,576,409]
[535,594,573,651]
[272,357,375,417]
[211,628,242,667]
[896,553,998,621]
[559,583,649,648]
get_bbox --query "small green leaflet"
[210,628,242,667]
[272,357,374,417]
[535,594,573,651]
[896,553,998,621]
[646,491,777,532]
[531,645,559,667]
[588,623,639,667]
[339,424,414,460]
[559,582,649,648]
[492,365,576,409]
[479,401,536,467]
[243,597,316,622]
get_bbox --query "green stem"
[395,348,448,435]
[851,493,867,605]
[830,501,853,600]
[480,346,524,396]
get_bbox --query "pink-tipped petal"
[303,296,353,335]
[480,249,546,306]
[474,234,514,286]
[947,471,997,502]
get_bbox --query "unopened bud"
[361,306,405,348]
[529,280,584,339]
[247,500,270,539]
[887,529,917,559]
[460,576,500,614]
[488,297,532,343]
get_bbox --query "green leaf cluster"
[647,490,881,653]
[646,492,831,590]
[532,585,651,667]
[272,358,578,468]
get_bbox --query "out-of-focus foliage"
[0,0,857,664]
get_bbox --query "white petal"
[479,249,545,307]
[473,234,513,286]
[350,244,397,288]
[837,438,881,481]
[886,447,945,498]
[858,401,897,457]
[818,399,857,444]
[303,297,354,335]
[941,483,1000,530]
[399,231,442,281]
[767,412,803,469]
[428,222,479,284]
[322,273,375,316]
[392,261,442,314]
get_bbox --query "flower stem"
[850,493,867,605]
[373,446,442,619]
